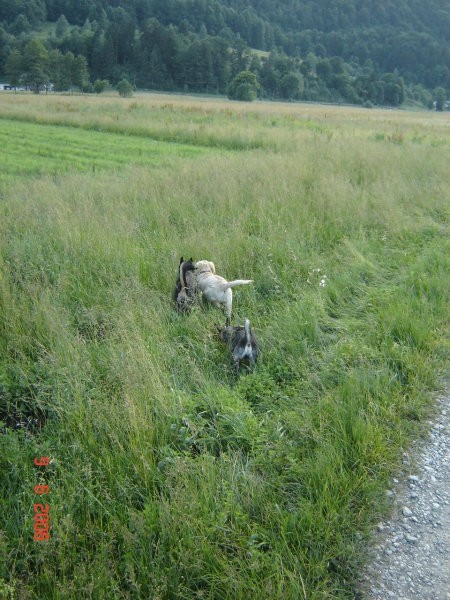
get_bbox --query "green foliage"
[435,86,446,111]
[228,70,260,100]
[116,78,133,97]
[1,0,448,106]
[4,48,22,87]
[48,50,89,91]
[9,13,32,34]
[380,72,405,106]
[55,13,69,38]
[93,78,109,94]
[22,39,50,92]
[5,44,89,92]
[280,72,303,99]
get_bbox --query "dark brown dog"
[173,257,197,311]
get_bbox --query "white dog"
[194,260,253,325]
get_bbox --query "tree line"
[0,0,448,107]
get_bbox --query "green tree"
[5,48,23,88]
[47,50,89,92]
[179,39,214,91]
[316,58,332,84]
[72,55,89,90]
[147,46,170,87]
[380,72,405,106]
[22,39,50,93]
[260,61,280,98]
[228,70,260,101]
[93,79,109,94]
[435,86,446,111]
[280,72,303,99]
[116,78,133,97]
[48,49,68,90]
[9,14,32,35]
[55,14,70,38]
[229,39,251,79]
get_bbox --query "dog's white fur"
[220,318,259,371]
[194,260,252,325]
[240,318,257,365]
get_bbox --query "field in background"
[1,91,449,151]
[0,118,207,182]
[0,93,449,599]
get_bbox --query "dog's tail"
[244,318,252,345]
[179,261,187,289]
[220,279,253,290]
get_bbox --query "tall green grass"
[0,95,449,599]
[1,91,449,153]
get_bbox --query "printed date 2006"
[33,457,50,541]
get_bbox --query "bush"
[116,79,133,98]
[93,79,109,94]
[228,70,259,101]
[234,82,257,101]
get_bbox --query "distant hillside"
[0,0,449,106]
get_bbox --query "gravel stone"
[360,387,450,599]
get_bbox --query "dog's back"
[220,318,258,371]
[195,259,252,325]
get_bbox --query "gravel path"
[361,388,450,600]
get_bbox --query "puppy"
[220,318,259,372]
[173,257,197,311]
[194,260,252,326]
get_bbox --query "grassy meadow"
[0,92,449,599]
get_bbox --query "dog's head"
[195,260,215,275]
[174,257,196,305]
[181,257,195,273]
[176,257,195,284]
[217,324,233,342]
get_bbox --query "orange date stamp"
[33,456,51,541]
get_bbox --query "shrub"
[228,70,259,101]
[93,79,109,94]
[116,79,133,98]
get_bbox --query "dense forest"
[0,0,449,106]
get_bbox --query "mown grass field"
[0,92,449,599]
[0,118,208,182]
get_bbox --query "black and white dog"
[219,318,259,372]
[173,257,197,311]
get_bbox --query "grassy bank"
[0,94,448,599]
